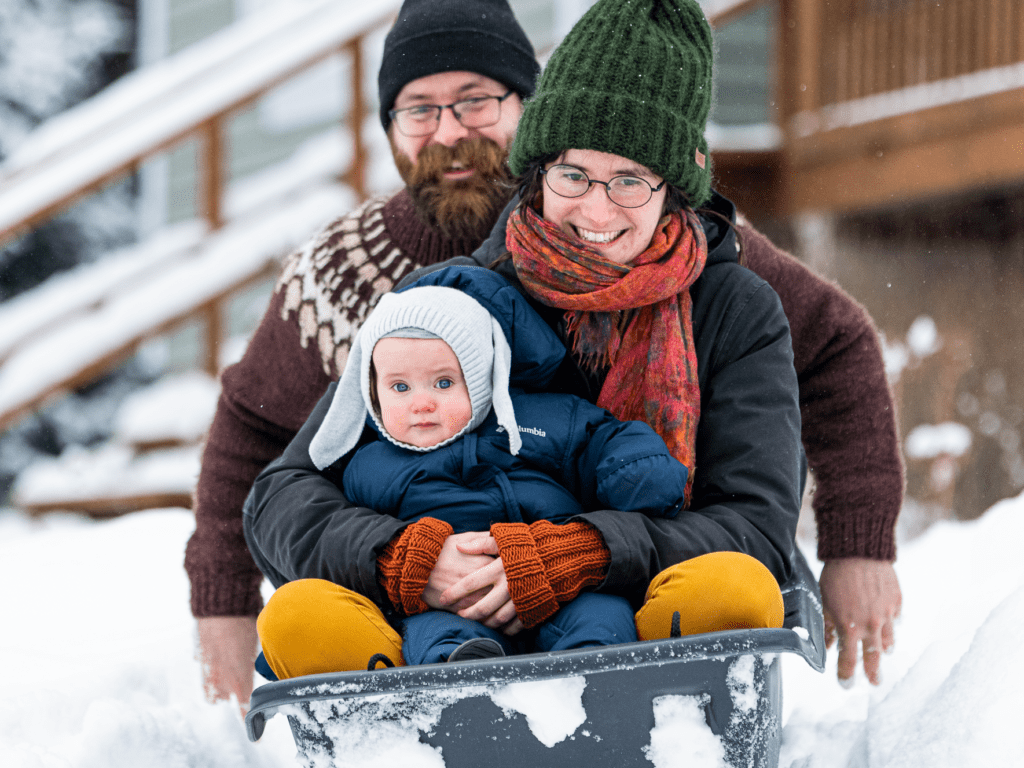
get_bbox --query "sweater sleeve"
[740,225,903,562]
[378,517,453,616]
[184,289,333,617]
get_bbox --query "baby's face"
[372,337,473,448]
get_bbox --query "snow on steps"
[0,116,401,515]
[0,179,348,430]
[11,372,220,516]
[0,127,360,432]
[0,0,399,241]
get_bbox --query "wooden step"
[10,371,221,517]
[12,444,200,518]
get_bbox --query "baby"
[300,266,692,665]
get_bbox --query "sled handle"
[781,546,826,672]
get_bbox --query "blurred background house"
[0,0,1021,536]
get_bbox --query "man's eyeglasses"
[389,92,515,137]
[540,165,666,208]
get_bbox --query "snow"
[490,677,588,747]
[1,0,1020,763]
[0,222,206,360]
[905,316,940,358]
[0,181,352,420]
[726,655,759,714]
[8,372,219,510]
[295,688,475,768]
[880,315,941,383]
[112,371,220,446]
[699,0,759,24]
[645,695,727,768]
[705,122,783,152]
[904,423,972,461]
[2,0,394,174]
[12,443,200,508]
[0,109,403,430]
[0,0,127,157]
[0,490,1020,767]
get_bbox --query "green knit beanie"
[508,0,714,207]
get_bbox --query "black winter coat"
[243,193,803,609]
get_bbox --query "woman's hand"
[421,531,496,611]
[436,535,524,635]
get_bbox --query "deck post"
[202,299,223,377]
[200,118,225,231]
[346,35,368,201]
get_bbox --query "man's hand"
[438,534,523,635]
[196,616,259,714]
[819,558,902,687]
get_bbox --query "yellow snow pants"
[257,551,784,680]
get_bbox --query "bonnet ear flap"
[308,334,369,470]
[489,315,522,456]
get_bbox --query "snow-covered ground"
[2,0,1021,764]
[1,490,1020,768]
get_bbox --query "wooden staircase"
[0,0,401,514]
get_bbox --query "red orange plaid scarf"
[506,204,707,504]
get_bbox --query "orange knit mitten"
[490,520,610,628]
[377,517,453,616]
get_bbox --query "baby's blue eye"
[393,382,409,393]
[437,379,452,389]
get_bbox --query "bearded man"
[185,0,538,708]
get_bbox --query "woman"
[243,0,803,676]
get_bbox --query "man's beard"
[391,136,516,243]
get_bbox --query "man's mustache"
[402,137,510,187]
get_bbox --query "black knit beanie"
[378,0,540,130]
[508,0,714,207]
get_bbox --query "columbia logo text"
[497,425,547,437]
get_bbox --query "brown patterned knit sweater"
[185,194,904,619]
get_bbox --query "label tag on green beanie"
[695,149,706,169]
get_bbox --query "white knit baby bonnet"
[308,285,521,470]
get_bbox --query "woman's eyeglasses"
[540,165,666,208]
[389,92,515,137]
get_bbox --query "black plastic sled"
[245,549,825,768]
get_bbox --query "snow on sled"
[245,549,824,768]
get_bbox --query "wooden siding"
[781,0,1024,215]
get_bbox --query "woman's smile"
[573,225,626,244]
